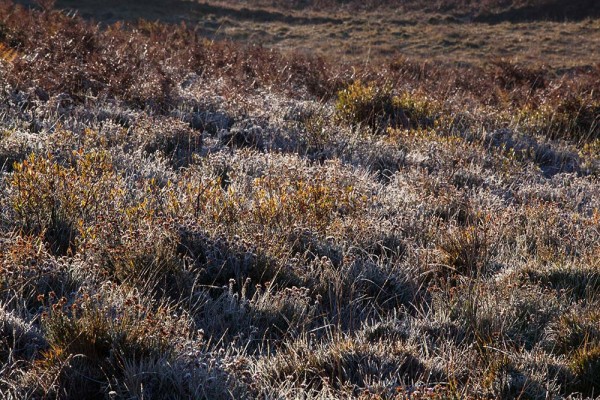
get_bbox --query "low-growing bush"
[0,235,79,311]
[8,150,122,255]
[518,94,600,142]
[393,91,439,129]
[37,286,191,398]
[569,344,600,396]
[134,117,202,167]
[437,225,491,279]
[336,80,440,133]
[335,80,407,133]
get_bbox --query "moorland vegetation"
[0,0,599,398]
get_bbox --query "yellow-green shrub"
[393,91,438,129]
[336,81,438,132]
[518,95,600,142]
[9,151,123,255]
[175,156,371,238]
[335,80,397,132]
[570,344,600,396]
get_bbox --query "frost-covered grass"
[0,2,599,399]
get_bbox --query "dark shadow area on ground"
[14,0,600,28]
[474,0,600,23]
[15,0,344,25]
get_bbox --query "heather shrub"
[335,80,440,132]
[491,60,547,92]
[579,138,600,172]
[175,152,372,237]
[300,106,333,153]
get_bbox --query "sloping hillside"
[15,0,600,66]
[0,2,599,399]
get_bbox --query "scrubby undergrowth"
[0,2,599,399]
